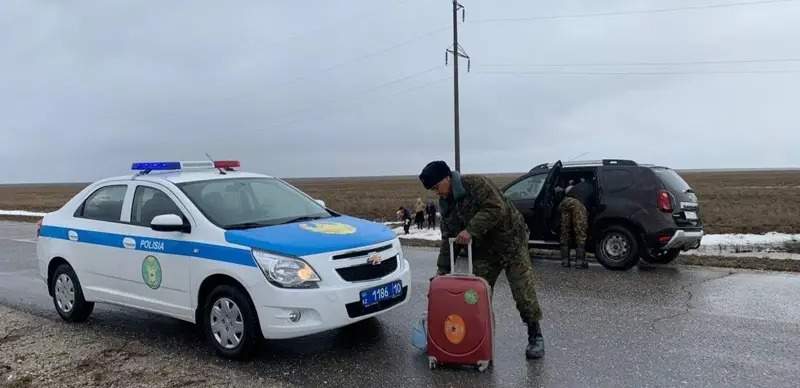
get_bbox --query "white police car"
[36,160,411,359]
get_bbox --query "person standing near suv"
[560,179,592,269]
[419,160,546,360]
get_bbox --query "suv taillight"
[35,219,42,239]
[658,190,673,213]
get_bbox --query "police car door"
[69,182,132,302]
[114,182,194,320]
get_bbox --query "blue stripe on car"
[39,225,256,267]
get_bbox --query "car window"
[504,174,547,201]
[178,178,331,229]
[603,169,634,193]
[131,186,184,227]
[653,168,692,193]
[78,185,127,222]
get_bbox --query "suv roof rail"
[529,159,638,172]
[602,159,638,166]
[530,163,550,171]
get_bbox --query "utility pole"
[446,1,469,172]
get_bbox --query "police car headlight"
[252,250,321,288]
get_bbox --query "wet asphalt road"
[1,221,799,388]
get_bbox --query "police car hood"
[224,215,396,257]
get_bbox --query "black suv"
[503,159,703,270]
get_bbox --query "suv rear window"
[653,168,692,193]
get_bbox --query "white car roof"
[92,170,275,186]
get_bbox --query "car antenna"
[568,152,589,162]
[205,152,226,175]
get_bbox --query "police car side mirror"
[151,214,190,233]
[314,199,326,208]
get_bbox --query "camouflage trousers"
[559,197,588,246]
[471,229,543,324]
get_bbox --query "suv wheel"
[52,264,94,322]
[203,285,260,360]
[641,248,681,264]
[595,225,639,271]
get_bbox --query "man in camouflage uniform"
[559,179,592,269]
[419,161,545,359]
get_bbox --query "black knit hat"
[419,160,451,189]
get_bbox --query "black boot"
[575,246,588,269]
[560,245,571,267]
[526,322,545,359]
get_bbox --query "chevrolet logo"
[367,252,383,266]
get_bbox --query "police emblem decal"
[141,255,162,290]
[299,222,357,235]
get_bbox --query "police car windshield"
[178,178,332,229]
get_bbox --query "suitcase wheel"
[428,356,437,370]
[477,360,490,373]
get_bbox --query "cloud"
[1,0,798,182]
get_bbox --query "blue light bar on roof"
[131,161,217,171]
[131,161,182,171]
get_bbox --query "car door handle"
[123,237,136,249]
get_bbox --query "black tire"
[594,225,640,271]
[640,248,681,264]
[51,263,94,322]
[202,285,260,360]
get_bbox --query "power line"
[475,58,800,68]
[470,0,799,24]
[473,69,800,76]
[264,65,443,127]
[264,0,412,48]
[264,75,453,131]
[267,25,450,90]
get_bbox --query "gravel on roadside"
[0,305,288,388]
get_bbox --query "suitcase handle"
[448,238,473,275]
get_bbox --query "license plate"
[360,281,403,307]
[684,211,698,220]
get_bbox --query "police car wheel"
[51,264,94,322]
[203,285,260,360]
[595,225,639,271]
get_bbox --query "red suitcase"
[427,239,493,372]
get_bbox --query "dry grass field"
[1,170,799,234]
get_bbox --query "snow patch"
[392,227,800,260]
[392,226,442,241]
[0,210,46,217]
[686,232,800,258]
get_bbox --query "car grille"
[332,243,393,260]
[336,256,398,282]
[346,286,408,318]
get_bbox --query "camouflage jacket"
[437,172,528,271]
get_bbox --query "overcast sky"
[2,0,799,183]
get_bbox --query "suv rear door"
[504,172,548,238]
[533,161,562,240]
[652,168,701,227]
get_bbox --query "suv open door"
[531,160,562,240]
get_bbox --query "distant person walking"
[397,207,412,234]
[426,200,437,229]
[414,198,426,230]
